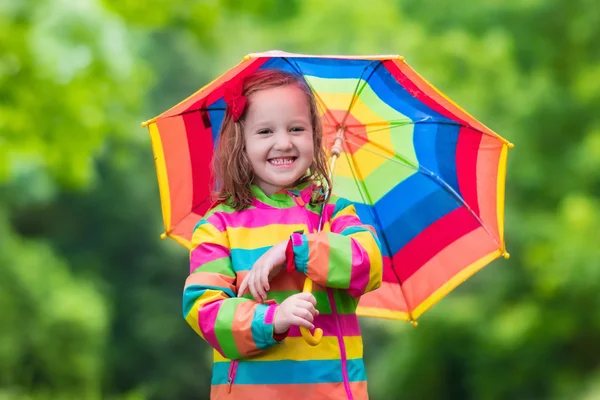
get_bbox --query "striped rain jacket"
[183,182,383,399]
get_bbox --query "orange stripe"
[477,135,503,243]
[185,272,235,289]
[156,117,193,229]
[211,381,368,400]
[308,234,331,285]
[172,211,205,249]
[230,301,257,355]
[357,281,408,313]
[402,226,498,312]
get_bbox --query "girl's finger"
[260,266,270,292]
[295,299,318,315]
[237,275,249,298]
[292,307,315,323]
[248,276,259,302]
[255,269,267,301]
[295,292,317,305]
[290,315,314,330]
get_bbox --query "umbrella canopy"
[142,50,513,324]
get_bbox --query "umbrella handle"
[300,277,323,346]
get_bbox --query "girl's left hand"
[237,240,288,302]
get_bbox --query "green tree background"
[2,0,600,398]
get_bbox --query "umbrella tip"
[243,55,251,61]
[160,232,167,240]
[507,142,515,149]
[410,320,418,327]
[503,251,510,259]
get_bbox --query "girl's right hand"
[273,292,319,334]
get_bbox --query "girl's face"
[243,84,315,196]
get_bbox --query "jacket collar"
[250,181,316,208]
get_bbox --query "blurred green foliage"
[2,0,600,399]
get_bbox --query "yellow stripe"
[227,224,306,248]
[191,223,229,249]
[497,143,509,252]
[148,122,172,232]
[356,307,410,321]
[213,336,363,362]
[411,250,502,320]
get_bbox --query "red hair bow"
[223,77,247,122]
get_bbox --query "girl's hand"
[238,240,288,302]
[273,292,319,334]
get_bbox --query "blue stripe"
[212,358,366,385]
[374,173,439,231]
[292,236,309,274]
[435,123,460,195]
[250,304,278,350]
[208,100,226,145]
[231,247,270,271]
[366,67,448,123]
[413,123,440,177]
[378,187,461,255]
[261,57,376,79]
[182,284,235,317]
[353,203,390,257]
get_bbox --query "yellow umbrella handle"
[300,277,323,346]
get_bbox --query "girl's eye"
[257,129,272,135]
[290,127,305,132]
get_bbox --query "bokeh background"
[3,0,600,399]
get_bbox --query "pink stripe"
[190,243,230,272]
[348,239,370,297]
[209,206,320,229]
[287,313,361,337]
[291,233,303,246]
[198,301,224,355]
[264,304,277,324]
[382,256,399,283]
[330,214,361,233]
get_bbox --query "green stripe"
[334,289,358,314]
[214,298,245,359]
[192,257,235,277]
[363,159,415,203]
[326,233,352,288]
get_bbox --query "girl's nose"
[273,131,293,150]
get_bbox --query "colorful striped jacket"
[183,182,383,399]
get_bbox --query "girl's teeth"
[271,158,294,165]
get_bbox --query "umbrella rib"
[340,61,382,128]
[341,137,502,250]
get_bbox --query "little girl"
[183,69,383,400]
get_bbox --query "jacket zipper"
[227,360,238,393]
[290,192,353,400]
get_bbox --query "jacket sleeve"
[183,219,284,360]
[285,197,383,297]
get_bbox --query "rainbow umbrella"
[142,50,513,326]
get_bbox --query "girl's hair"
[212,69,331,210]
